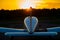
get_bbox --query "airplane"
[0,7,60,38]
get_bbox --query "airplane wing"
[0,27,59,37]
[47,27,60,32]
[5,27,59,37]
[0,27,27,32]
[5,32,57,37]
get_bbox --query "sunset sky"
[0,0,60,10]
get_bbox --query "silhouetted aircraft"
[0,7,60,37]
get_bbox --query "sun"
[20,0,36,9]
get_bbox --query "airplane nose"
[24,16,38,34]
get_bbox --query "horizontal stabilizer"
[5,32,57,37]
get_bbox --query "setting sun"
[20,0,36,9]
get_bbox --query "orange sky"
[0,0,60,10]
